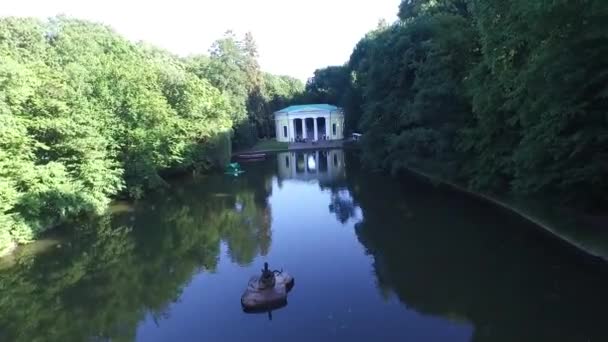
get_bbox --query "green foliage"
[347,9,476,176]
[304,66,351,105]
[186,32,304,149]
[300,65,362,134]
[256,74,304,137]
[186,33,250,123]
[313,0,608,208]
[464,0,608,202]
[398,0,470,20]
[0,17,233,251]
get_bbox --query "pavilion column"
[325,116,330,140]
[302,118,307,140]
[290,118,296,142]
[313,118,318,141]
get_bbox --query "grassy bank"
[235,139,289,154]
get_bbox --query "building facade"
[274,104,344,142]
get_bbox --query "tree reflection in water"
[343,154,608,342]
[0,160,275,342]
[328,190,358,224]
[3,151,608,342]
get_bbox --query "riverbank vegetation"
[304,0,608,210]
[0,16,302,254]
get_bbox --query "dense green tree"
[304,66,350,105]
[311,0,608,209]
[249,73,305,139]
[0,17,232,253]
[186,32,304,148]
[398,0,469,20]
[190,31,250,122]
[463,0,608,203]
[0,17,303,252]
[347,8,476,176]
[300,65,363,134]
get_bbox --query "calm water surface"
[1,149,608,342]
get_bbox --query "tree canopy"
[4,1,607,253]
[304,0,608,209]
[185,31,303,148]
[0,17,301,253]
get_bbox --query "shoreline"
[2,141,342,259]
[401,166,608,264]
[233,140,345,156]
[5,145,605,265]
[229,143,608,264]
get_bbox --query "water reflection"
[276,150,357,224]
[346,163,608,342]
[0,165,275,342]
[276,150,345,184]
[1,150,608,342]
[328,190,359,224]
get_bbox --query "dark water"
[1,149,608,342]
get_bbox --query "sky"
[1,0,400,80]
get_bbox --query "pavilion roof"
[275,104,339,114]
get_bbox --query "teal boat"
[225,162,245,176]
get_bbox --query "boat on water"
[241,262,295,314]
[225,170,245,176]
[238,157,265,163]
[237,153,266,159]
[225,162,245,176]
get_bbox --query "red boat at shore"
[237,153,266,159]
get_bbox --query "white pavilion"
[274,104,344,142]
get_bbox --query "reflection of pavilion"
[276,150,345,182]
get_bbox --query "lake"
[1,149,607,342]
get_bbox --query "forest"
[0,16,302,254]
[304,0,608,210]
[2,0,607,254]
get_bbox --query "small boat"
[241,262,295,313]
[237,153,266,159]
[225,170,245,176]
[225,162,245,176]
[238,157,265,163]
